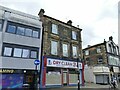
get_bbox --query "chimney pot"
[67,20,72,25]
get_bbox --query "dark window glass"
[7,25,16,33]
[17,27,25,35]
[33,31,39,38]
[22,49,29,58]
[31,51,37,59]
[25,28,32,37]
[3,47,12,56]
[13,48,22,57]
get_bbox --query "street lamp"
[77,57,80,90]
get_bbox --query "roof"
[83,42,105,50]
[43,15,82,31]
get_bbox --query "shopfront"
[0,69,37,89]
[41,57,84,87]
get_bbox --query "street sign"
[34,60,40,65]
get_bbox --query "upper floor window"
[51,41,58,55]
[72,46,77,58]
[33,30,39,38]
[7,25,16,33]
[52,24,58,34]
[2,43,38,59]
[97,56,103,64]
[31,51,37,59]
[97,47,101,53]
[13,48,22,57]
[6,21,40,38]
[62,43,68,57]
[3,47,12,56]
[22,49,29,58]
[72,31,77,40]
[85,50,89,55]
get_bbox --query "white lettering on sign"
[47,58,82,69]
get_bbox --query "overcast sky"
[0,0,119,48]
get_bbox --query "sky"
[0,0,119,48]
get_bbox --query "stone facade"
[38,9,84,87]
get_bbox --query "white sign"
[47,58,82,69]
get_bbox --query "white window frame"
[85,50,89,55]
[72,31,77,40]
[4,47,12,56]
[97,47,101,53]
[51,40,58,55]
[52,24,58,34]
[72,45,78,58]
[62,43,68,57]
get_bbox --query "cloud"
[0,0,119,49]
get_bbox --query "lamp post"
[77,58,80,90]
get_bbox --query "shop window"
[52,24,58,34]
[63,43,68,57]
[13,48,22,57]
[7,25,16,33]
[3,47,12,56]
[22,49,29,58]
[16,26,25,35]
[25,28,32,37]
[30,51,37,59]
[72,46,77,58]
[51,40,58,55]
[72,31,77,40]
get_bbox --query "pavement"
[45,82,120,90]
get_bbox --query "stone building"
[83,36,120,84]
[38,9,84,87]
[0,6,42,89]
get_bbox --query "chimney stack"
[109,36,113,41]
[38,9,45,21]
[67,20,72,25]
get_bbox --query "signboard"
[34,59,40,65]
[47,58,82,69]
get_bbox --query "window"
[72,31,77,40]
[17,27,25,35]
[85,50,89,55]
[52,24,58,34]
[31,51,37,59]
[32,31,39,38]
[7,25,16,33]
[3,47,12,56]
[6,21,40,38]
[63,43,68,57]
[22,49,29,58]
[97,56,103,64]
[13,48,22,57]
[2,43,38,59]
[97,47,101,53]
[72,46,77,57]
[51,41,58,55]
[25,28,32,37]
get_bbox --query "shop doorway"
[62,69,68,86]
[63,72,67,85]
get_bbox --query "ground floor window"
[46,67,61,85]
